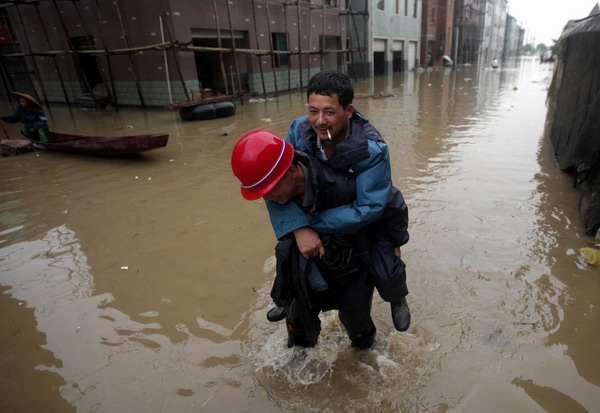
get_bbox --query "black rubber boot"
[391,297,411,332]
[266,306,287,322]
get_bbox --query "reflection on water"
[1,57,599,412]
[0,226,265,412]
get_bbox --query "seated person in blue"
[0,92,49,142]
[231,130,409,348]
[265,70,411,331]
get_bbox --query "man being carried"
[266,70,411,331]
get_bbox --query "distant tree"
[522,43,535,54]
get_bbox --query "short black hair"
[306,70,354,108]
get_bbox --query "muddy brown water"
[1,57,599,412]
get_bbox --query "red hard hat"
[231,130,294,200]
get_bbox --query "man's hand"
[394,247,401,258]
[293,227,325,259]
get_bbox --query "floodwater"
[1,57,599,412]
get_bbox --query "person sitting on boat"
[0,92,49,142]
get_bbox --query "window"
[405,0,408,16]
[414,0,418,18]
[272,33,289,67]
[377,0,384,11]
[431,7,435,23]
[396,0,400,14]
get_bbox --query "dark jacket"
[271,151,408,307]
[296,150,409,247]
[3,106,48,130]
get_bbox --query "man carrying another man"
[231,70,411,348]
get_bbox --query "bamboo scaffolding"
[265,0,279,97]
[211,0,229,95]
[34,2,70,105]
[50,0,93,93]
[296,1,303,91]
[0,60,12,101]
[225,0,244,104]
[320,0,325,71]
[283,2,291,91]
[251,0,267,98]
[14,3,49,104]
[307,3,312,76]
[349,0,367,80]
[93,0,119,109]
[1,43,346,58]
[113,0,146,107]
[72,0,105,90]
[160,0,190,101]
[0,0,369,105]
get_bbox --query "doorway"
[71,35,103,92]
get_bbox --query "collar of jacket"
[298,110,384,169]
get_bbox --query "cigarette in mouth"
[327,129,332,140]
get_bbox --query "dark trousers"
[285,283,376,349]
[370,233,409,303]
[274,237,376,349]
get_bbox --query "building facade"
[452,0,485,65]
[0,0,363,107]
[479,0,507,66]
[420,0,454,67]
[349,0,421,77]
[503,13,521,60]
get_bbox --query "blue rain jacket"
[2,106,48,130]
[267,110,391,239]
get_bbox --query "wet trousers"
[370,232,409,303]
[20,127,48,142]
[273,236,376,349]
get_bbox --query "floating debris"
[579,247,600,266]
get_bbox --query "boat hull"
[39,131,169,156]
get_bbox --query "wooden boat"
[37,131,169,156]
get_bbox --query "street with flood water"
[1,57,599,412]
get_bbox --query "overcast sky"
[507,0,599,45]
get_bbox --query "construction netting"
[545,12,600,236]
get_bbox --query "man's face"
[307,93,354,141]
[19,98,28,108]
[262,168,297,204]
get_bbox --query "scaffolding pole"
[160,0,190,101]
[296,1,303,91]
[211,0,229,95]
[93,0,119,110]
[34,2,70,105]
[14,3,49,105]
[50,0,93,93]
[113,0,146,107]
[251,0,267,98]
[224,0,244,104]
[265,0,279,97]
